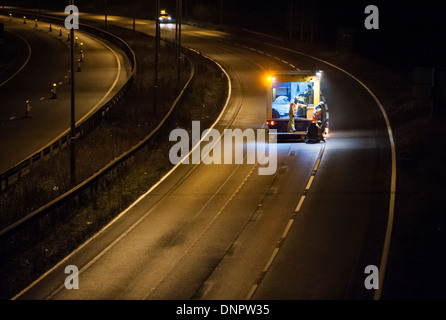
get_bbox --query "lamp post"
[220,0,223,25]
[154,0,160,88]
[69,0,76,186]
[289,0,293,40]
[176,0,182,85]
[153,0,160,112]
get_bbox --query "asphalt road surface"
[0,15,132,173]
[12,12,393,300]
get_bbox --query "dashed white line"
[294,196,306,212]
[313,158,321,171]
[281,219,295,239]
[305,175,315,190]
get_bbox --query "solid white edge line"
[264,42,396,300]
[11,45,233,300]
[0,29,32,87]
[263,247,280,273]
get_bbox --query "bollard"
[59,27,62,36]
[80,49,85,62]
[34,19,38,28]
[67,31,70,42]
[23,16,26,24]
[9,13,12,22]
[133,18,135,31]
[51,83,57,99]
[24,100,32,118]
[76,59,82,72]
[49,24,52,32]
[75,36,78,47]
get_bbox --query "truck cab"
[266,70,322,141]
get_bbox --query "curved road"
[13,13,393,300]
[0,15,131,173]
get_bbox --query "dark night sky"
[6,0,446,66]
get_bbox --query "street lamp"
[176,0,183,84]
[154,0,160,88]
[220,0,223,25]
[69,0,76,185]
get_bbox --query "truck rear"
[266,70,322,141]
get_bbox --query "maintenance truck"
[266,70,323,141]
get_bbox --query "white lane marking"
[263,42,396,300]
[313,158,321,171]
[294,195,306,212]
[305,175,315,190]
[74,34,121,124]
[0,30,32,87]
[281,219,294,239]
